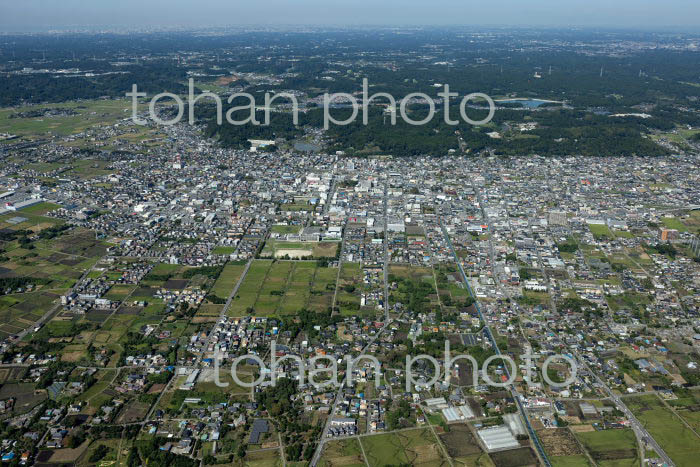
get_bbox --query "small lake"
[497,98,558,108]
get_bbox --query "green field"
[319,438,366,467]
[550,455,591,467]
[360,428,446,466]
[244,448,282,467]
[212,246,237,255]
[270,224,303,235]
[228,260,337,316]
[588,223,613,239]
[336,261,362,315]
[0,99,155,144]
[626,394,700,467]
[668,389,700,432]
[575,428,637,467]
[661,216,688,232]
[210,262,247,300]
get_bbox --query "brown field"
[440,423,483,458]
[31,222,56,232]
[116,400,150,424]
[313,242,340,258]
[537,428,583,457]
[490,447,538,467]
[60,350,86,362]
[570,424,595,433]
[41,440,90,463]
[215,75,237,86]
[191,316,219,324]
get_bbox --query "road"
[573,348,675,466]
[382,181,389,322]
[192,259,252,368]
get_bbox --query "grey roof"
[249,419,269,444]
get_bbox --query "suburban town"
[0,16,700,467]
[0,110,699,467]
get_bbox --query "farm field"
[244,447,282,466]
[667,388,700,432]
[76,369,118,410]
[626,394,700,467]
[209,261,248,300]
[489,447,538,467]
[227,260,337,316]
[336,261,362,315]
[0,382,46,414]
[574,428,638,467]
[76,439,127,467]
[660,216,688,232]
[588,223,613,239]
[537,428,586,462]
[537,428,590,467]
[319,438,366,467]
[0,224,112,338]
[359,428,447,466]
[439,423,492,466]
[550,455,590,467]
[0,99,151,143]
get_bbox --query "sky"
[1,0,699,32]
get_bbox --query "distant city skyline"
[1,0,700,33]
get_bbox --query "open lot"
[261,239,339,259]
[588,223,613,240]
[244,447,282,466]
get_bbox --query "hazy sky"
[1,0,699,32]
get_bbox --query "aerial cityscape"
[0,3,700,467]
